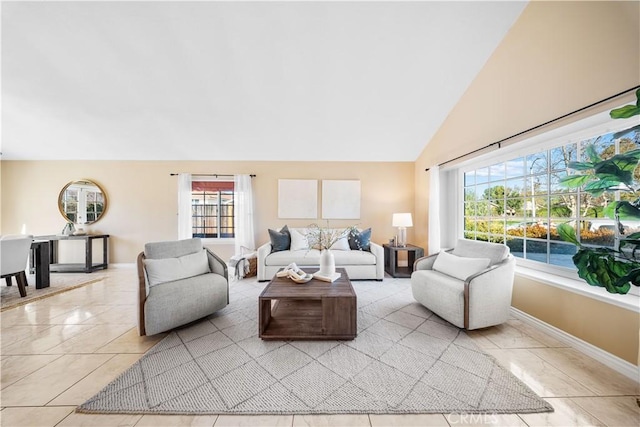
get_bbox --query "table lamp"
[392,213,412,247]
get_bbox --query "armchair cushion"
[451,239,509,266]
[432,251,490,281]
[143,249,210,287]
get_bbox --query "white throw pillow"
[330,236,351,251]
[432,250,490,281]
[144,249,210,287]
[289,228,310,251]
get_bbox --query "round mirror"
[58,179,108,224]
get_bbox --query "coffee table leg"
[259,299,272,337]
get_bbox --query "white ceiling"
[1,1,527,161]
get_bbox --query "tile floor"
[1,267,638,427]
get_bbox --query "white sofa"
[257,227,384,281]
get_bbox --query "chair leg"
[16,272,28,298]
[5,277,12,287]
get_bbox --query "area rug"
[1,273,105,311]
[77,278,554,415]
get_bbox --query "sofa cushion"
[269,225,291,252]
[451,239,509,266]
[349,228,372,251]
[332,249,377,265]
[144,249,211,287]
[264,249,377,266]
[432,250,490,281]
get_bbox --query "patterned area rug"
[77,278,553,415]
[1,273,105,311]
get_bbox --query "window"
[462,118,639,272]
[191,180,235,239]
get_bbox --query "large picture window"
[463,123,639,270]
[191,181,235,238]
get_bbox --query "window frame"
[448,107,640,302]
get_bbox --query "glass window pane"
[506,237,524,259]
[527,174,548,196]
[476,183,489,200]
[475,167,489,184]
[464,202,476,217]
[477,201,490,217]
[505,178,525,196]
[580,222,615,247]
[464,188,475,202]
[505,157,525,179]
[550,195,575,219]
[464,217,477,232]
[527,153,547,175]
[525,240,547,263]
[506,198,525,216]
[549,242,577,268]
[550,144,577,171]
[464,171,476,187]
[489,163,505,182]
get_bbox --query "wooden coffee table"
[259,268,357,340]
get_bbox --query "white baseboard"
[510,307,639,382]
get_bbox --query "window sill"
[515,265,639,313]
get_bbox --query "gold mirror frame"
[58,179,108,225]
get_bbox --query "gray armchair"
[137,238,229,336]
[411,239,515,330]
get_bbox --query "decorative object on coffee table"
[259,267,356,340]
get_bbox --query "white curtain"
[234,174,256,255]
[177,173,192,240]
[428,165,441,254]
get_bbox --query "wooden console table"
[35,234,109,273]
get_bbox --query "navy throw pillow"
[269,225,291,252]
[349,228,372,251]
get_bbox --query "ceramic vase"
[319,249,335,276]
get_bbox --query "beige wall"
[415,1,640,365]
[0,160,414,263]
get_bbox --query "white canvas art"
[278,179,318,219]
[322,180,361,219]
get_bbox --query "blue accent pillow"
[349,228,371,251]
[269,225,291,252]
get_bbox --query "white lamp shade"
[392,213,413,227]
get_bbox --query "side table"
[383,244,424,278]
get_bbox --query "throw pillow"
[269,225,291,252]
[349,228,372,251]
[144,249,211,287]
[289,228,309,251]
[330,235,351,251]
[432,250,490,281]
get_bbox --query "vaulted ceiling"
[1,1,527,161]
